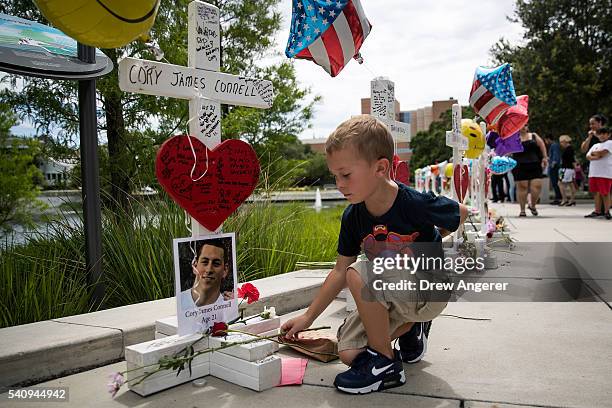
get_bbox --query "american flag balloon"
[469,63,517,125]
[285,0,372,77]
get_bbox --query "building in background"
[38,158,76,187]
[403,98,457,135]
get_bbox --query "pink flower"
[486,219,496,238]
[107,372,125,398]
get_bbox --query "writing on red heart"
[156,135,260,231]
[453,164,470,202]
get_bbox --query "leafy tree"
[0,0,316,204]
[0,104,46,231]
[410,106,476,170]
[298,152,335,187]
[490,0,611,141]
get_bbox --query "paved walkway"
[490,201,611,242]
[1,202,610,408]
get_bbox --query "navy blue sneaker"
[333,347,405,394]
[395,321,432,363]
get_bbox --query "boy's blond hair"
[325,115,394,163]
[559,134,572,143]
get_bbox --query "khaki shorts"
[337,257,448,352]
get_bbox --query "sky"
[270,0,526,140]
[8,0,525,141]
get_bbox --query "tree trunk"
[103,48,131,208]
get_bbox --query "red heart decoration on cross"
[394,161,410,186]
[156,135,260,231]
[453,164,470,202]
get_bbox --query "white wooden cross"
[445,103,468,202]
[477,122,488,236]
[118,0,274,236]
[446,104,468,247]
[370,77,411,144]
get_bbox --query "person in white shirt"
[585,127,612,220]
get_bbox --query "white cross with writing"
[446,104,468,248]
[118,1,274,236]
[446,104,468,202]
[369,77,411,144]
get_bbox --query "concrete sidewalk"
[489,201,611,242]
[1,201,610,408]
[1,300,610,408]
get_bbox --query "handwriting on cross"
[118,0,274,235]
[370,77,410,143]
[446,104,468,150]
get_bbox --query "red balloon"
[156,136,260,231]
[498,95,529,139]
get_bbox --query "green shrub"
[0,189,343,328]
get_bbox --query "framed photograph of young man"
[173,233,238,336]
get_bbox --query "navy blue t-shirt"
[337,183,460,258]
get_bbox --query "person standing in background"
[581,114,607,155]
[512,125,548,217]
[585,127,612,220]
[558,135,576,206]
[581,114,608,213]
[574,163,584,190]
[546,135,562,205]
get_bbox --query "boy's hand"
[281,313,314,339]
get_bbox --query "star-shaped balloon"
[285,0,372,77]
[469,63,517,125]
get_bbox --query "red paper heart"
[453,164,470,202]
[395,161,410,186]
[156,136,260,231]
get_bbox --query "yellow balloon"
[462,119,485,159]
[34,0,159,48]
[445,163,454,178]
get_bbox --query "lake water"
[2,199,348,250]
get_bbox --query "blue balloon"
[489,156,517,175]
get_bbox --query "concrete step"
[0,269,328,390]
